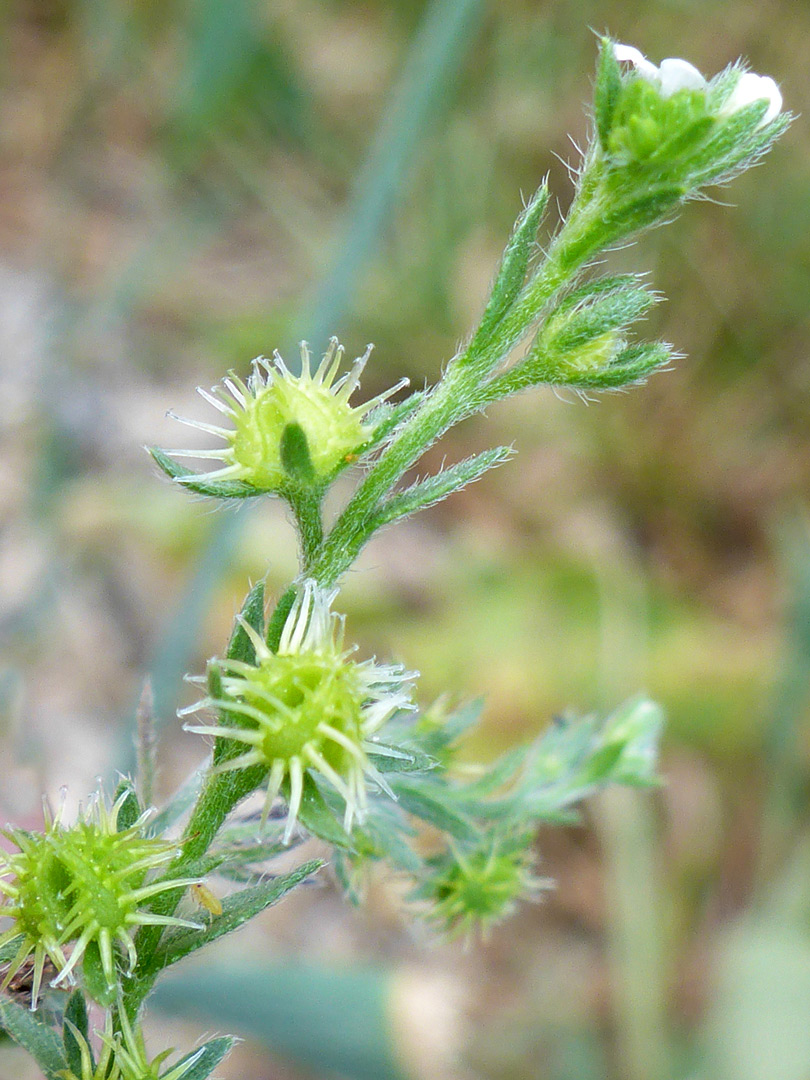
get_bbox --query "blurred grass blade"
[701,920,810,1080]
[597,787,673,1080]
[154,961,411,1080]
[303,0,486,346]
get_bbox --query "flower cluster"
[164,337,407,495]
[613,43,782,125]
[593,38,785,187]
[183,581,416,843]
[0,791,201,1005]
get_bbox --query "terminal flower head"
[595,38,786,182]
[183,581,416,843]
[613,43,706,97]
[0,790,202,1006]
[612,42,782,126]
[164,338,408,494]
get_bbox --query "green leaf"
[601,695,664,786]
[553,273,644,316]
[82,941,115,1007]
[0,936,23,965]
[595,37,622,151]
[114,778,143,831]
[167,1035,236,1080]
[364,392,426,450]
[292,773,357,850]
[153,961,410,1080]
[266,586,296,652]
[599,185,686,241]
[549,286,656,352]
[63,990,90,1076]
[149,759,210,837]
[412,698,485,756]
[279,422,316,484]
[389,777,479,841]
[372,446,513,529]
[153,860,322,968]
[227,580,265,664]
[148,446,262,500]
[521,696,664,820]
[470,181,550,348]
[0,997,67,1079]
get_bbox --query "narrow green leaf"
[594,37,622,151]
[445,743,528,803]
[82,941,115,1007]
[227,580,265,664]
[364,391,425,450]
[600,185,686,241]
[154,860,322,967]
[470,182,550,347]
[372,446,513,528]
[63,990,90,1076]
[0,936,23,965]
[167,1035,236,1080]
[279,422,316,484]
[292,774,356,850]
[389,777,479,841]
[149,759,210,837]
[148,446,261,500]
[553,273,643,316]
[266,586,296,652]
[0,997,67,1079]
[113,779,142,832]
[551,287,656,351]
[414,698,485,755]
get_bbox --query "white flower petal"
[722,71,782,126]
[613,42,660,82]
[658,58,706,97]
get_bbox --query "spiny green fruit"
[0,791,201,1005]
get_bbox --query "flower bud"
[421,833,548,940]
[594,38,784,179]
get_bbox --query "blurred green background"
[1,0,809,1077]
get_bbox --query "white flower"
[613,43,706,98]
[613,43,782,128]
[721,71,782,126]
[613,43,659,82]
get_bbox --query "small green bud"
[0,791,202,1005]
[421,833,549,940]
[157,338,408,497]
[183,581,416,843]
[499,277,668,391]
